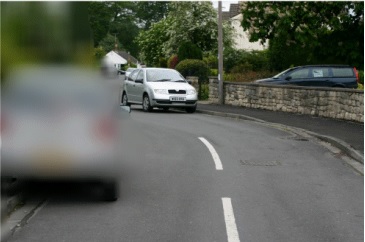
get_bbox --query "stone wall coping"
[223,81,364,94]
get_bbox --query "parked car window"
[129,70,139,81]
[288,68,310,79]
[332,68,354,77]
[136,70,144,81]
[311,68,330,78]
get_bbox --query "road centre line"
[222,197,241,242]
[198,137,223,170]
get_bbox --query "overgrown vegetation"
[178,42,203,62]
[240,2,364,70]
[175,59,210,99]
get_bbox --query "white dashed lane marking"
[222,197,241,242]
[198,137,223,170]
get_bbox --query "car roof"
[295,65,351,68]
[142,68,177,71]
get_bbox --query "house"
[104,50,139,70]
[114,51,139,66]
[222,3,267,51]
[104,51,127,70]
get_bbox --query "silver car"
[121,68,198,113]
[125,68,137,78]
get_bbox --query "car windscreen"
[146,69,186,82]
[273,68,293,79]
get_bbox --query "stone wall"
[186,76,199,93]
[209,77,364,122]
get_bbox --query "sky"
[211,1,238,11]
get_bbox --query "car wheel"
[121,92,130,106]
[163,107,169,111]
[186,106,196,113]
[142,95,153,112]
[103,180,119,202]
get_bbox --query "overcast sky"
[211,1,238,11]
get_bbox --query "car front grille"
[168,90,186,94]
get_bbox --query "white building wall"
[230,14,267,51]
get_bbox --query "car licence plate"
[170,96,186,102]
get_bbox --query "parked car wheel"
[121,92,130,106]
[142,94,153,112]
[186,107,196,113]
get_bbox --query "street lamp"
[218,1,224,105]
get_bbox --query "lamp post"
[218,1,224,105]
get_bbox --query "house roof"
[222,3,241,21]
[115,51,138,64]
[105,51,127,65]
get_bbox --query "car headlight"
[187,89,196,95]
[154,89,168,94]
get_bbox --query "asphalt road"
[7,107,364,242]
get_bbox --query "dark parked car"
[255,65,359,88]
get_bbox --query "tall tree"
[240,2,364,68]
[136,18,172,66]
[88,2,114,47]
[134,1,170,29]
[137,1,234,66]
[165,2,218,54]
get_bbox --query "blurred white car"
[2,66,128,201]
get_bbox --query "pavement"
[197,102,364,160]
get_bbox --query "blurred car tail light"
[95,116,117,142]
[354,67,359,83]
[1,116,6,134]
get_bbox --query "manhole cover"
[240,160,281,166]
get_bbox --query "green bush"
[93,47,106,61]
[203,55,218,69]
[210,69,218,76]
[128,62,137,68]
[231,63,253,73]
[358,70,364,85]
[176,59,210,100]
[199,83,209,100]
[357,83,364,90]
[175,59,209,82]
[177,42,203,62]
[224,70,276,83]
[243,50,270,71]
[167,54,179,69]
[223,48,270,73]
[158,57,168,68]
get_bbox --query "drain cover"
[240,160,281,166]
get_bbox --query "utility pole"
[217,1,224,105]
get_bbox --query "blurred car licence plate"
[170,97,186,101]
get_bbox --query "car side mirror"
[187,80,192,84]
[135,79,143,84]
[120,105,131,113]
[285,76,292,81]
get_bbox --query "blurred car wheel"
[103,180,119,201]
